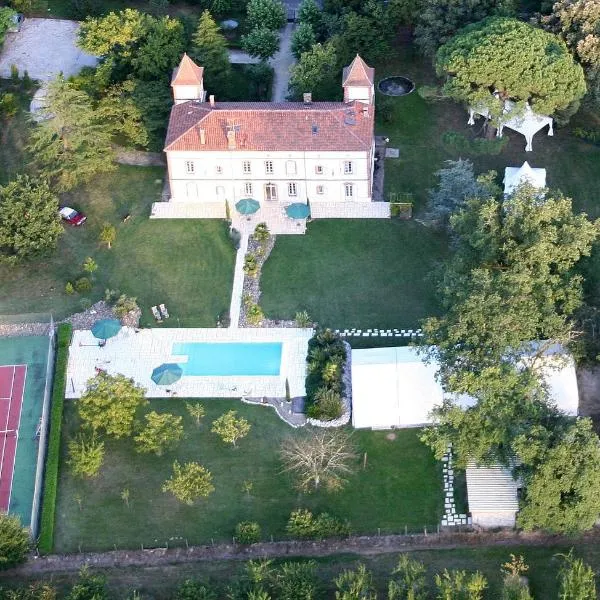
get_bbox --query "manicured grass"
[53,399,442,552]
[0,165,235,326]
[260,219,448,330]
[38,323,72,554]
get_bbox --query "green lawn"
[260,219,448,330]
[53,399,443,552]
[0,166,235,326]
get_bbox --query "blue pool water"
[173,342,282,376]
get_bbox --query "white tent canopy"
[468,99,553,152]
[503,161,546,196]
[351,344,579,430]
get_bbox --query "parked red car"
[59,207,87,226]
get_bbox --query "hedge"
[38,323,72,554]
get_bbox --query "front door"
[265,183,277,201]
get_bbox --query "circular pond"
[378,76,415,97]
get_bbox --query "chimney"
[303,92,312,105]
[199,128,206,145]
[227,130,236,150]
[209,95,215,107]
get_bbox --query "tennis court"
[0,336,52,529]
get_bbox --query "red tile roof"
[164,101,375,152]
[171,53,204,86]
[342,55,375,88]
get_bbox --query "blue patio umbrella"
[285,203,310,219]
[91,318,122,340]
[235,198,260,215]
[151,363,183,385]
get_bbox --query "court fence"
[0,312,54,338]
[38,323,72,553]
[30,317,56,540]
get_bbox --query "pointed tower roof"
[342,55,375,87]
[171,53,204,86]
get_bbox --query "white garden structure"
[467,99,553,152]
[503,161,546,196]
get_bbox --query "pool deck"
[66,327,313,399]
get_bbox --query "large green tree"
[246,0,286,30]
[78,372,147,438]
[0,513,29,569]
[436,17,586,117]
[191,10,231,97]
[422,186,599,395]
[27,77,114,192]
[0,175,63,265]
[414,0,514,57]
[291,22,316,60]
[543,0,600,110]
[241,27,280,61]
[288,41,341,101]
[517,418,600,534]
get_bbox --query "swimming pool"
[172,342,282,376]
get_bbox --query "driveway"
[0,18,98,81]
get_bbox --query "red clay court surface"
[0,365,26,512]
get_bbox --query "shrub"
[113,294,139,318]
[174,580,216,600]
[253,222,270,243]
[67,434,105,478]
[573,127,600,145]
[229,226,241,249]
[286,508,349,540]
[307,386,343,421]
[246,302,264,326]
[39,324,72,553]
[0,93,18,119]
[65,281,75,295]
[294,310,312,328]
[75,277,92,293]
[236,521,261,544]
[243,253,259,277]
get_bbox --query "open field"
[53,399,443,553]
[260,220,448,330]
[0,165,235,326]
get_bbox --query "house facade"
[155,54,384,224]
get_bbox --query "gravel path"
[270,23,295,102]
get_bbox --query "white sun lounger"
[151,306,162,321]
[159,304,170,319]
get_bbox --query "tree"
[337,3,391,64]
[97,81,148,149]
[0,7,16,48]
[298,0,325,40]
[0,513,29,569]
[82,257,98,276]
[422,187,599,396]
[426,159,499,229]
[77,9,147,56]
[543,0,600,111]
[78,372,147,438]
[501,555,533,600]
[387,554,428,600]
[415,0,513,57]
[98,223,116,249]
[275,561,318,599]
[67,434,105,478]
[67,567,107,600]
[191,11,231,97]
[436,17,586,118]
[211,410,251,447]
[288,41,340,101]
[291,22,316,60]
[0,175,63,265]
[246,0,286,31]
[517,419,600,534]
[280,429,356,492]
[130,80,172,151]
[556,551,597,600]
[27,77,114,192]
[334,564,376,600]
[435,570,487,600]
[186,401,205,427]
[134,411,184,456]
[162,461,215,504]
[241,27,280,61]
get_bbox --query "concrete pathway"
[229,234,249,328]
[228,49,260,64]
[270,22,295,102]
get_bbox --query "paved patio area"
[66,327,313,399]
[0,19,98,81]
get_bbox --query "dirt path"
[6,530,600,578]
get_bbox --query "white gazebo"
[503,161,546,196]
[468,100,553,152]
